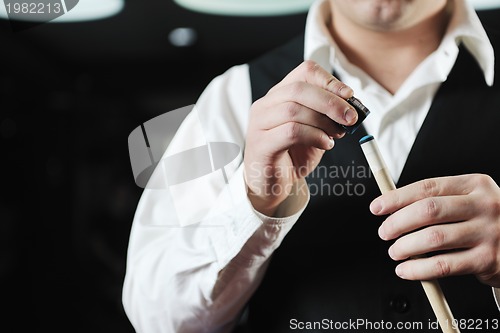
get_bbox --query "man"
[123,0,500,332]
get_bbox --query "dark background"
[1,1,499,332]
[0,1,308,332]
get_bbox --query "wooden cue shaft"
[360,135,460,333]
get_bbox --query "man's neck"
[330,3,451,94]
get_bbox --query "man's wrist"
[246,188,280,217]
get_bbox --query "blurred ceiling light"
[0,0,124,23]
[168,27,198,47]
[467,0,500,10]
[173,0,315,16]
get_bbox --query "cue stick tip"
[359,135,374,145]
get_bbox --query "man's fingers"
[254,101,346,139]
[260,122,335,155]
[378,195,478,240]
[370,175,476,215]
[393,246,492,281]
[387,221,480,261]
[264,82,357,127]
[270,60,354,99]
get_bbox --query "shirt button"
[389,296,410,313]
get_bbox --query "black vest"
[238,21,500,333]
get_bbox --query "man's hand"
[370,174,500,288]
[244,60,358,216]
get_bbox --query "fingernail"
[328,136,335,149]
[378,225,386,240]
[396,265,405,278]
[344,108,357,124]
[370,199,382,214]
[388,245,395,258]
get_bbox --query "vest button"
[389,296,410,313]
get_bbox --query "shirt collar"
[304,0,495,86]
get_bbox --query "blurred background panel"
[0,1,499,332]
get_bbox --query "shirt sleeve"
[122,64,309,333]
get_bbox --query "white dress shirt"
[122,1,499,332]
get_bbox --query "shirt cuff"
[210,165,310,270]
[238,178,310,263]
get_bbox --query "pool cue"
[359,135,460,333]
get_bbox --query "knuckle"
[434,258,451,277]
[479,247,496,267]
[420,178,439,197]
[283,102,299,121]
[302,60,319,74]
[492,198,500,218]
[482,196,500,217]
[421,198,440,219]
[475,247,497,276]
[426,227,446,249]
[284,122,300,142]
[326,78,346,96]
[472,174,494,188]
